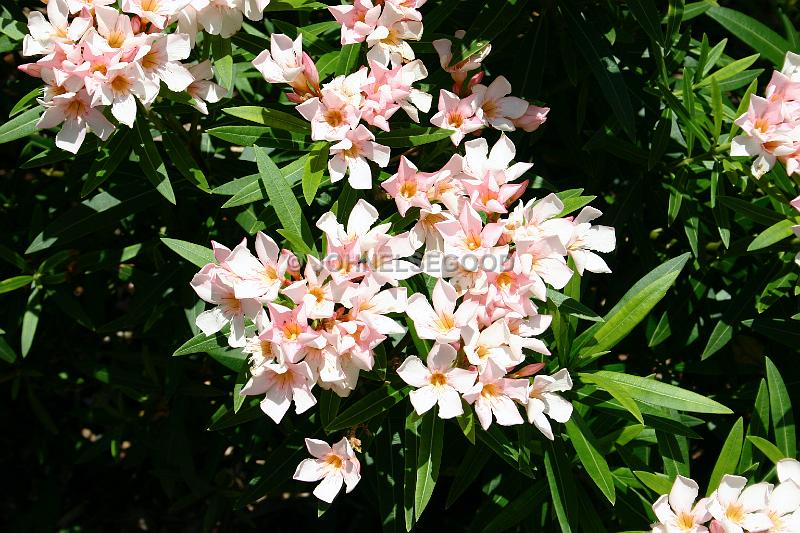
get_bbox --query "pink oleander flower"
[515,236,574,299]
[120,0,189,30]
[732,95,799,179]
[85,62,155,127]
[224,232,289,302]
[328,125,391,189]
[513,103,549,132]
[362,59,431,127]
[506,313,552,359]
[190,263,264,347]
[406,278,479,344]
[779,458,800,484]
[462,359,528,430]
[525,369,573,440]
[363,231,420,286]
[22,0,87,57]
[410,205,452,251]
[67,0,115,14]
[707,475,772,533]
[296,72,365,141]
[430,89,484,145]
[263,303,324,364]
[564,207,616,275]
[365,1,423,66]
[252,33,319,98]
[329,0,381,45]
[461,134,532,214]
[435,202,507,272]
[186,60,227,114]
[283,256,336,320]
[381,156,435,216]
[340,275,408,335]
[195,0,244,38]
[316,199,387,252]
[293,437,361,503]
[764,479,800,533]
[87,6,139,54]
[462,319,516,371]
[240,356,316,423]
[483,259,539,317]
[397,343,478,419]
[650,476,712,533]
[139,33,194,92]
[36,89,115,153]
[432,32,491,88]
[471,75,528,131]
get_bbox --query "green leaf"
[718,196,785,227]
[695,53,760,88]
[326,383,407,431]
[162,131,210,192]
[335,43,361,76]
[0,335,17,364]
[584,371,733,414]
[173,330,237,356]
[302,142,328,205]
[547,289,604,322]
[222,106,311,133]
[576,253,690,359]
[706,7,790,66]
[565,415,616,504]
[9,87,42,117]
[746,436,787,464]
[0,275,32,295]
[207,126,312,149]
[657,430,690,477]
[628,0,665,43]
[747,220,796,251]
[560,3,636,138]
[702,321,734,361]
[544,440,576,533]
[481,481,548,533]
[318,389,341,429]
[26,188,159,254]
[0,106,42,144]
[634,471,674,495]
[133,119,176,204]
[222,155,309,208]
[403,409,420,532]
[414,411,443,521]
[21,287,41,357]
[82,130,132,197]
[766,356,796,457]
[375,127,453,147]
[447,0,529,66]
[579,373,644,424]
[212,38,234,95]
[707,417,744,495]
[253,146,308,240]
[161,238,215,268]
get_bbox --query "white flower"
[707,475,772,533]
[650,475,711,533]
[525,369,573,440]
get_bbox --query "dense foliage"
[1,0,798,531]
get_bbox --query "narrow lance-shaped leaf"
[707,417,744,495]
[133,118,176,204]
[414,410,443,521]
[766,356,796,457]
[565,413,616,504]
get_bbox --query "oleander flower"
[293,437,361,503]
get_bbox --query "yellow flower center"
[465,233,482,251]
[324,108,345,127]
[481,383,498,398]
[447,112,464,129]
[283,323,302,341]
[309,286,326,304]
[325,454,343,469]
[65,98,88,119]
[107,31,126,49]
[141,50,159,70]
[429,372,447,386]
[141,0,159,11]
[482,99,498,119]
[725,503,744,524]
[110,74,130,93]
[675,512,695,530]
[399,181,417,198]
[434,313,456,332]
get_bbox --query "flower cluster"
[386,132,615,435]
[732,52,800,180]
[730,51,800,267]
[190,200,418,423]
[649,459,800,533]
[253,30,431,189]
[18,0,227,153]
[430,33,549,144]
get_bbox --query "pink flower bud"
[512,104,550,132]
